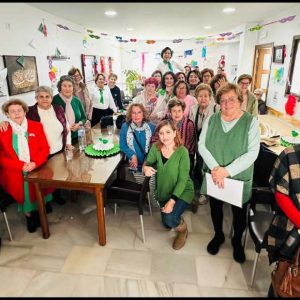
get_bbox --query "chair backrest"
[0,187,15,212]
[253,143,278,187]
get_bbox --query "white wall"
[256,5,300,119]
[0,3,122,121]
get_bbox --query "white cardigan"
[156,60,184,75]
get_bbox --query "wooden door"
[252,43,273,100]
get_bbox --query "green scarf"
[163,60,173,72]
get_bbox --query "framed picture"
[81,54,96,83]
[3,55,39,96]
[273,45,285,64]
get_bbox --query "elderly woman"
[108,73,124,111]
[173,80,197,117]
[151,70,163,89]
[198,83,260,263]
[187,70,201,96]
[134,77,167,125]
[144,119,194,250]
[210,74,228,101]
[0,99,50,233]
[52,75,87,140]
[254,88,267,115]
[200,68,214,85]
[189,83,220,208]
[156,47,184,75]
[184,65,191,77]
[89,73,117,127]
[68,67,93,116]
[237,74,258,117]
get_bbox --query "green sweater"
[201,111,254,204]
[146,144,194,204]
[52,94,87,139]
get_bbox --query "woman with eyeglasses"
[0,99,50,233]
[237,74,258,117]
[68,67,92,117]
[198,83,260,264]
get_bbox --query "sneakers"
[231,238,246,263]
[207,233,225,255]
[172,218,188,250]
[198,195,208,205]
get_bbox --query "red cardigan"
[0,119,50,204]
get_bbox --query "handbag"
[271,246,300,297]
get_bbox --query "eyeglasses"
[239,81,250,86]
[220,97,238,105]
[9,108,24,114]
[73,74,81,78]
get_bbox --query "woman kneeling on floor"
[143,119,194,250]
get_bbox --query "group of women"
[0,45,270,265]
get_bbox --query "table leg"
[34,183,50,239]
[95,187,106,245]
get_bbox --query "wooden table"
[258,114,298,156]
[25,127,122,246]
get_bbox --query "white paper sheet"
[263,54,271,70]
[206,173,243,208]
[260,74,269,90]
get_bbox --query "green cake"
[84,138,120,158]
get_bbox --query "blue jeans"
[160,198,188,229]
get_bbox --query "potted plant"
[123,69,141,97]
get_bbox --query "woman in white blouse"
[156,47,184,75]
[89,73,117,127]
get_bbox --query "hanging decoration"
[100,56,105,73]
[38,20,47,37]
[191,60,198,67]
[285,94,297,116]
[249,15,296,32]
[28,39,37,49]
[141,52,145,73]
[108,57,113,74]
[55,48,61,57]
[172,39,183,43]
[184,50,193,58]
[16,56,25,67]
[201,46,207,58]
[57,24,70,30]
[218,55,225,69]
[146,40,156,44]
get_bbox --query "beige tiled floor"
[0,192,272,297]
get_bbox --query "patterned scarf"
[126,121,152,155]
[8,118,30,163]
[59,93,75,125]
[163,60,173,72]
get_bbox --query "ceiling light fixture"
[204,26,211,30]
[222,7,236,14]
[105,10,117,16]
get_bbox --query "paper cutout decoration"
[28,39,37,49]
[218,55,225,69]
[184,50,193,58]
[285,94,296,116]
[55,48,61,57]
[191,60,198,67]
[201,46,207,58]
[141,52,145,72]
[38,22,47,37]
[16,56,25,67]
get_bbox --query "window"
[286,35,300,95]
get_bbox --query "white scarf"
[126,121,152,155]
[59,92,75,125]
[8,118,30,163]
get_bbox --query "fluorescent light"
[126,27,134,31]
[204,26,211,30]
[105,10,117,16]
[222,7,236,13]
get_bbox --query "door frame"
[252,42,274,101]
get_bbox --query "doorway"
[252,43,273,101]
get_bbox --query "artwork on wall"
[81,54,97,83]
[273,45,285,64]
[3,55,39,96]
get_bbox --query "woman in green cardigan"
[52,75,87,141]
[198,83,260,263]
[143,119,194,250]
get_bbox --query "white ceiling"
[27,2,298,40]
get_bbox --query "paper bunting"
[130,38,137,42]
[173,39,183,43]
[279,15,296,23]
[146,40,156,44]
[196,36,206,41]
[38,22,47,37]
[16,56,25,67]
[191,60,198,67]
[57,24,70,30]
[101,33,108,36]
[249,25,262,32]
[87,29,94,33]
[89,34,100,39]
[28,39,37,49]
[55,48,61,57]
[115,36,122,40]
[184,50,193,58]
[201,46,207,58]
[219,32,232,37]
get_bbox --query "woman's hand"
[65,144,74,151]
[211,166,230,189]
[161,198,176,214]
[70,123,80,132]
[0,121,9,132]
[143,165,156,177]
[22,162,36,172]
[129,155,138,169]
[217,77,226,88]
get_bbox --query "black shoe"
[31,210,41,227]
[207,233,225,255]
[231,238,246,263]
[190,199,199,214]
[26,215,38,233]
[53,196,66,205]
[45,202,53,214]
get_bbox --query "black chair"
[0,187,14,241]
[104,175,152,244]
[247,143,278,287]
[248,187,276,287]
